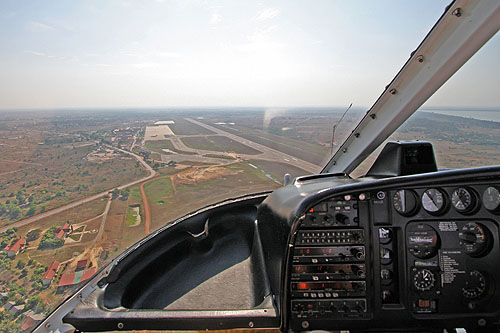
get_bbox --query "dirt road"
[140,179,152,235]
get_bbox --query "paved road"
[0,146,157,233]
[184,118,320,173]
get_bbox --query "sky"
[0,0,499,109]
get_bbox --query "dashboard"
[258,166,500,332]
[61,166,500,333]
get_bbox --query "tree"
[16,260,25,269]
[26,204,37,217]
[8,205,21,220]
[26,229,41,242]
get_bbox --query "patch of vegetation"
[144,178,173,206]
[73,226,84,233]
[125,206,141,226]
[203,153,236,160]
[26,229,42,241]
[38,226,64,250]
[69,233,81,241]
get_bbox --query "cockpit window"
[351,31,500,178]
[4,1,499,331]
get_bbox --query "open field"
[144,125,174,140]
[144,178,173,205]
[147,163,280,231]
[16,198,107,237]
[181,135,261,155]
[0,138,147,227]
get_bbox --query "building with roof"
[10,303,25,317]
[76,259,88,271]
[42,261,60,287]
[57,268,97,293]
[3,301,14,311]
[55,223,71,239]
[20,311,45,332]
[3,238,26,258]
[153,120,175,125]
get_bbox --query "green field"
[144,178,174,205]
[181,136,261,155]
[125,206,141,226]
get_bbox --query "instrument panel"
[284,176,500,332]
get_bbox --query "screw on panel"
[342,148,347,153]
[389,88,397,95]
[249,321,254,328]
[301,321,310,329]
[416,55,424,63]
[45,322,51,328]
[117,322,124,329]
[354,133,360,138]
[370,114,376,119]
[478,318,486,326]
[452,8,462,17]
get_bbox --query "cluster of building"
[41,258,97,294]
[1,292,44,332]
[111,127,138,150]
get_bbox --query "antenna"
[331,103,352,155]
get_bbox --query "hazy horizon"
[1,1,500,109]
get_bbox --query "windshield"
[1,1,499,331]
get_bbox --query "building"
[3,238,26,258]
[153,120,175,125]
[10,303,25,317]
[20,311,45,332]
[57,268,97,293]
[55,223,71,239]
[42,261,60,287]
[3,301,14,311]
[76,259,88,271]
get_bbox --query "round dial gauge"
[462,270,487,299]
[413,268,436,291]
[458,222,490,257]
[393,190,418,216]
[483,186,500,212]
[422,188,446,214]
[451,187,476,213]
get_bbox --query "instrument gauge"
[458,222,491,257]
[451,187,476,214]
[393,190,418,216]
[421,188,446,214]
[483,186,500,212]
[413,268,436,291]
[462,270,487,299]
